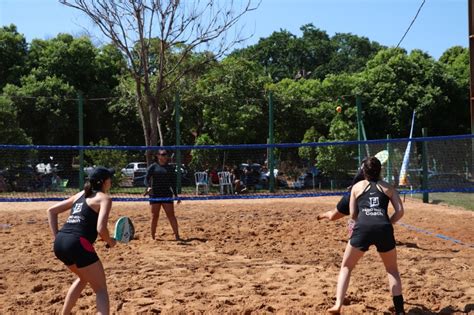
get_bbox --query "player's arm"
[144,165,153,195]
[97,195,116,248]
[46,193,79,238]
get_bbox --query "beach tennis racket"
[106,216,135,247]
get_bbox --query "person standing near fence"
[145,150,181,241]
[328,156,405,315]
[47,166,116,315]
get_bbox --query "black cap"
[90,166,114,183]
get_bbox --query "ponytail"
[84,181,93,198]
[84,180,104,197]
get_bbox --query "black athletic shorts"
[336,194,350,215]
[149,194,174,204]
[54,233,99,268]
[350,224,396,252]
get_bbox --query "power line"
[396,0,427,49]
[0,94,120,101]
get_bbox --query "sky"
[0,0,468,60]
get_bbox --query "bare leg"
[329,243,365,314]
[62,266,87,315]
[66,261,109,315]
[379,248,402,296]
[317,208,345,221]
[150,203,161,240]
[163,202,180,240]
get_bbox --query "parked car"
[121,162,147,177]
[294,172,335,190]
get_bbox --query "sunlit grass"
[409,192,474,211]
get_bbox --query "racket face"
[114,216,135,243]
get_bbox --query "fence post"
[422,128,429,203]
[77,91,84,191]
[356,95,363,166]
[268,91,275,193]
[175,92,182,194]
[386,134,392,184]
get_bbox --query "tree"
[439,46,469,86]
[85,138,128,187]
[193,56,269,144]
[189,133,219,171]
[60,0,259,162]
[314,32,384,78]
[2,75,77,145]
[316,114,357,176]
[298,126,321,167]
[0,24,28,89]
[354,48,469,137]
[233,24,333,81]
[0,97,31,145]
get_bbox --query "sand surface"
[0,197,473,314]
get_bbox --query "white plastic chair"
[194,172,209,195]
[218,171,233,195]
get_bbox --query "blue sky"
[0,0,468,59]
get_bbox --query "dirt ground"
[0,196,472,314]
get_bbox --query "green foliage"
[316,114,357,176]
[2,75,76,144]
[194,56,270,144]
[84,138,128,187]
[355,48,469,137]
[0,23,469,150]
[298,126,321,165]
[189,134,220,171]
[439,46,469,86]
[0,24,28,89]
[233,24,383,81]
[0,108,31,145]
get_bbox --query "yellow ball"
[336,106,342,113]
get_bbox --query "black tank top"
[356,181,391,226]
[146,163,177,197]
[59,194,99,244]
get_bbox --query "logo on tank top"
[67,202,84,224]
[72,203,83,214]
[361,196,383,216]
[369,197,379,208]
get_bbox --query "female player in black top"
[145,150,181,240]
[47,166,116,315]
[329,157,405,315]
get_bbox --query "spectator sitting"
[243,164,259,191]
[231,166,244,194]
[51,173,62,191]
[209,168,219,185]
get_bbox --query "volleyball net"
[0,134,473,202]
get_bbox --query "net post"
[422,128,429,203]
[77,91,84,191]
[386,134,392,184]
[268,91,275,193]
[356,95,363,166]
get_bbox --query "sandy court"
[0,196,473,314]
